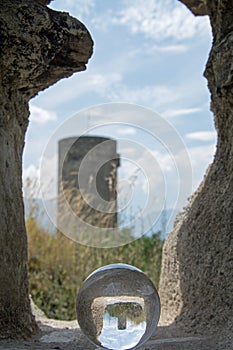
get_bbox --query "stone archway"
[0,0,93,338]
[0,0,232,342]
[159,0,233,335]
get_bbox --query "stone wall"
[1,0,232,340]
[0,0,93,338]
[159,0,233,335]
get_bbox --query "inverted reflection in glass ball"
[76,264,160,350]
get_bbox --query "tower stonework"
[58,136,120,230]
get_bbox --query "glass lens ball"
[76,264,160,350]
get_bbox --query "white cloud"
[90,73,122,92]
[189,144,216,165]
[188,143,216,190]
[39,154,58,200]
[43,70,179,110]
[36,72,123,109]
[150,44,188,53]
[186,131,216,142]
[23,164,39,182]
[29,105,57,124]
[108,84,180,109]
[122,148,166,210]
[23,153,58,200]
[151,150,174,173]
[50,0,95,21]
[107,0,210,41]
[116,127,137,136]
[117,143,189,220]
[123,140,213,205]
[128,43,189,58]
[23,164,40,198]
[162,107,202,119]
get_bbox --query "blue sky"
[23,0,216,237]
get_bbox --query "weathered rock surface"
[1,0,93,99]
[178,0,208,15]
[0,0,93,339]
[0,309,230,350]
[159,0,233,338]
[0,0,232,344]
[34,0,52,5]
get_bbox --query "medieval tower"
[58,136,120,231]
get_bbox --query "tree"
[0,0,93,338]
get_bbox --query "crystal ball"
[76,264,160,350]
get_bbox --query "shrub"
[27,216,163,320]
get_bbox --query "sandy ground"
[0,303,231,350]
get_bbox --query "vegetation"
[26,173,163,320]
[106,302,145,326]
[27,216,163,320]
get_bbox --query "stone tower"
[58,136,120,230]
